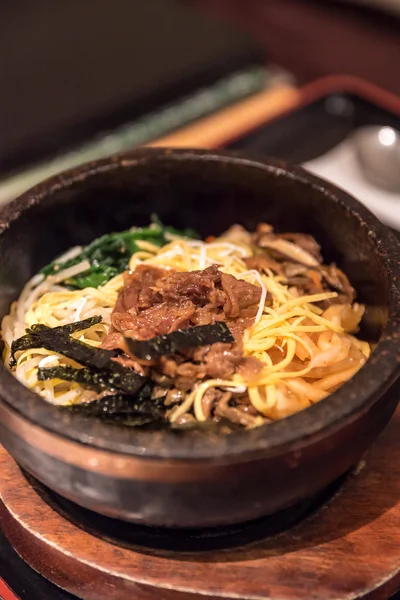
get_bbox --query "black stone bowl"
[0,148,399,528]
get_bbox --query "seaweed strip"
[38,365,145,395]
[10,317,116,369]
[124,322,234,361]
[11,328,116,369]
[52,315,103,335]
[66,392,164,427]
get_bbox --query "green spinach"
[41,219,198,289]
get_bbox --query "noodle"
[1,223,370,428]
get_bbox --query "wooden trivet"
[0,405,399,600]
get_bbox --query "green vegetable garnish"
[41,217,199,289]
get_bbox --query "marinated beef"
[203,342,243,378]
[237,356,263,382]
[244,254,283,276]
[102,264,260,347]
[153,265,222,304]
[155,342,248,390]
[220,273,261,318]
[101,263,263,395]
[214,392,262,427]
[113,265,167,315]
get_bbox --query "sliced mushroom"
[220,224,253,247]
[258,237,320,267]
[256,223,274,234]
[281,263,310,278]
[279,233,322,263]
[320,265,356,303]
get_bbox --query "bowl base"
[0,403,399,600]
[23,469,348,553]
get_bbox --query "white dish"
[304,138,400,231]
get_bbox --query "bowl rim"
[0,147,399,461]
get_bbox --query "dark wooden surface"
[0,528,76,600]
[0,403,399,600]
[196,0,400,95]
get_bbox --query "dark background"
[0,0,261,173]
[2,0,400,174]
[195,0,400,94]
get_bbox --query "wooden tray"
[152,75,400,156]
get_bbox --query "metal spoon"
[352,126,400,193]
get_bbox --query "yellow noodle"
[276,292,338,313]
[2,232,369,426]
[313,365,361,391]
[285,379,328,402]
